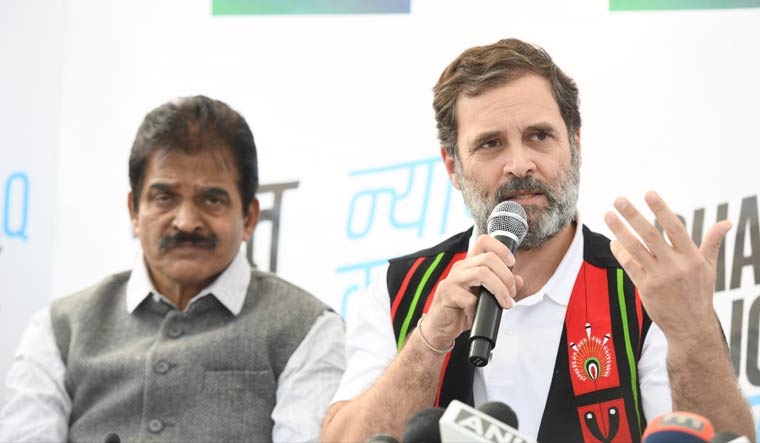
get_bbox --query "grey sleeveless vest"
[50,268,329,442]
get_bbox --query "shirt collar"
[125,249,252,316]
[469,216,584,307]
[538,220,583,306]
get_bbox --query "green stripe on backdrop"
[611,0,760,10]
[397,252,445,350]
[213,0,411,15]
[616,269,642,434]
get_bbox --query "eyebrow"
[200,187,230,198]
[525,122,558,135]
[469,130,502,150]
[148,183,177,193]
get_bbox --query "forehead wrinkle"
[140,150,240,204]
[152,141,235,168]
[150,147,236,177]
[456,74,564,137]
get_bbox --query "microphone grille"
[478,401,519,429]
[402,407,445,443]
[487,201,528,244]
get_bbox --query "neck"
[512,220,577,301]
[162,284,206,311]
[149,272,217,311]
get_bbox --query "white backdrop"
[2,0,760,431]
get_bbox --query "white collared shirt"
[332,223,672,440]
[0,250,346,443]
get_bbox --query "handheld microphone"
[478,401,519,430]
[469,201,528,367]
[641,411,715,443]
[402,407,445,443]
[438,399,533,443]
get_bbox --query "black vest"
[386,226,653,443]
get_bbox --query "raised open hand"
[604,191,731,343]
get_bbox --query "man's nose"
[502,143,536,178]
[172,201,204,232]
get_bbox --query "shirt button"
[154,360,171,374]
[148,419,164,433]
[168,326,184,338]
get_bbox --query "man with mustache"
[0,96,345,442]
[321,39,754,442]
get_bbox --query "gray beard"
[456,156,580,250]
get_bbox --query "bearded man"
[320,38,754,442]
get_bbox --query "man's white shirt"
[0,250,345,443]
[332,223,672,440]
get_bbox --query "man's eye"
[204,195,229,206]
[155,194,173,204]
[533,131,550,141]
[480,139,501,149]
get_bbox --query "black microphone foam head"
[104,433,121,443]
[402,407,445,443]
[487,201,528,244]
[478,401,519,429]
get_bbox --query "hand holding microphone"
[420,201,527,364]
[469,201,528,366]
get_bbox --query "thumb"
[700,220,732,267]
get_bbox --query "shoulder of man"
[248,268,330,313]
[52,271,132,311]
[388,227,473,264]
[49,271,131,365]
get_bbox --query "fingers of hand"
[436,279,479,310]
[609,239,645,283]
[612,197,673,258]
[604,210,656,269]
[700,220,733,267]
[470,234,515,268]
[448,260,515,307]
[644,191,696,253]
[515,275,525,290]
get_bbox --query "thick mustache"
[158,231,219,251]
[494,176,554,203]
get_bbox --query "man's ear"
[441,146,461,190]
[127,192,139,237]
[242,198,260,242]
